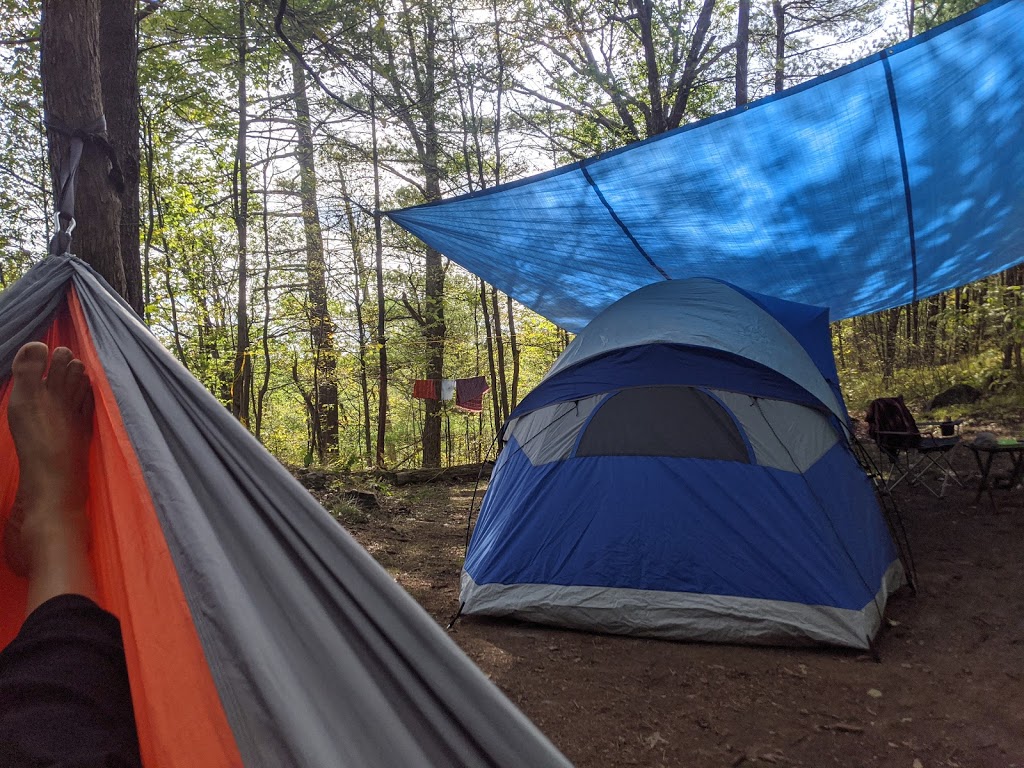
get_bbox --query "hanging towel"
[440,379,456,402]
[412,379,439,400]
[455,376,489,413]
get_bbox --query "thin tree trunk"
[256,162,273,441]
[735,0,750,106]
[100,0,142,315]
[505,295,520,411]
[230,0,252,427]
[153,189,185,362]
[370,91,389,469]
[141,107,156,324]
[772,0,786,93]
[291,52,338,460]
[490,287,509,421]
[480,279,502,437]
[339,168,374,463]
[882,307,901,386]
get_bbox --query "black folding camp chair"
[865,396,963,498]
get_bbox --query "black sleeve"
[0,593,142,768]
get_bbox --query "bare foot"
[3,342,96,611]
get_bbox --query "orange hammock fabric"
[0,291,242,766]
[0,256,568,767]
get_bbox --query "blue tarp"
[390,0,1024,332]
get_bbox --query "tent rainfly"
[390,0,1024,332]
[0,256,571,768]
[462,279,906,649]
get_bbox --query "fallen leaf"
[912,759,924,768]
[867,688,883,698]
[820,723,865,733]
[643,732,668,749]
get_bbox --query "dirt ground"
[319,436,1024,768]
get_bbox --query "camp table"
[969,439,1024,513]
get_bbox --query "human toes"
[64,359,85,401]
[45,346,75,395]
[71,369,93,415]
[11,342,49,394]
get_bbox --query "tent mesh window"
[575,386,749,461]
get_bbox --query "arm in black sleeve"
[0,593,142,768]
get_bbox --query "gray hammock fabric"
[0,255,571,768]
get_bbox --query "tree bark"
[490,286,509,421]
[418,8,446,469]
[339,168,373,464]
[772,0,786,93]
[506,295,521,410]
[370,91,389,469]
[100,0,142,315]
[230,0,252,427]
[256,163,273,441]
[41,0,125,295]
[480,280,502,438]
[735,0,750,106]
[291,52,338,459]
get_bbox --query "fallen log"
[393,462,494,486]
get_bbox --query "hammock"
[0,255,570,768]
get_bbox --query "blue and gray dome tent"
[462,280,905,649]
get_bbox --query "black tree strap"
[44,114,125,256]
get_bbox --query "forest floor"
[301,419,1024,768]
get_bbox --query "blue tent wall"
[391,0,1024,332]
[462,281,903,649]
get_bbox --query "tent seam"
[578,161,670,280]
[880,49,918,303]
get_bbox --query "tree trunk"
[666,0,720,129]
[882,307,901,386]
[772,0,786,94]
[490,287,509,421]
[481,279,502,437]
[100,0,142,315]
[370,91,389,469]
[634,0,666,134]
[339,168,373,464]
[230,0,252,427]
[41,0,125,295]
[506,295,520,410]
[291,52,338,459]
[256,163,273,441]
[421,240,446,468]
[735,0,750,106]
[419,13,446,469]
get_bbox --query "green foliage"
[331,499,371,526]
[3,0,1011,474]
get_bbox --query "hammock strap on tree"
[43,114,123,257]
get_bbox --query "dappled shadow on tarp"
[389,0,1024,331]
